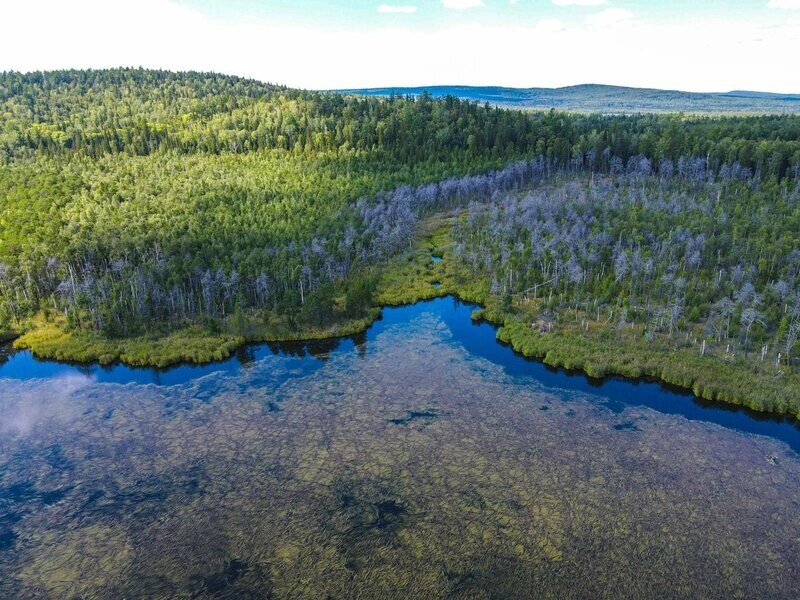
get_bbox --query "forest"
[1,69,800,413]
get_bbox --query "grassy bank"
[8,217,800,419]
[13,319,244,368]
[486,311,800,418]
[12,309,381,369]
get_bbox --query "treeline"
[2,69,800,179]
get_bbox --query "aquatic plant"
[0,316,797,598]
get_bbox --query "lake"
[0,297,798,598]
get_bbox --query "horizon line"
[3,67,799,98]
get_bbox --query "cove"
[1,296,798,454]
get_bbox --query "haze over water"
[1,298,798,597]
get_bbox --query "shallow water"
[0,298,798,598]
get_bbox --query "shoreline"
[6,220,800,420]
[6,287,800,425]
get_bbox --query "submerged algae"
[0,307,798,598]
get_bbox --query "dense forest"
[3,69,800,172]
[452,173,800,371]
[1,69,800,411]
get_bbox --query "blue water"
[1,296,798,452]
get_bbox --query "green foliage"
[344,275,376,317]
[299,284,337,326]
[0,68,550,160]
[2,69,800,338]
[13,317,243,368]
[0,69,551,334]
[501,290,514,313]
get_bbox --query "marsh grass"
[13,317,244,368]
[492,315,800,417]
[13,309,380,368]
[375,217,457,306]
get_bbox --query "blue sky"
[174,0,790,30]
[2,0,799,92]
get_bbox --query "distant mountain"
[334,84,800,115]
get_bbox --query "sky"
[1,0,799,93]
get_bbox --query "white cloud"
[586,7,634,27]
[441,0,485,9]
[767,0,800,10]
[1,0,799,94]
[535,18,567,33]
[768,0,800,7]
[0,374,93,438]
[553,0,607,6]
[378,4,418,13]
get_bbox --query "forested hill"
[4,69,800,172]
[337,84,800,115]
[0,67,562,336]
[1,68,546,159]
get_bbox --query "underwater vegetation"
[0,308,798,598]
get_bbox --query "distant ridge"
[334,84,800,115]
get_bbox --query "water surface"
[0,298,798,598]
